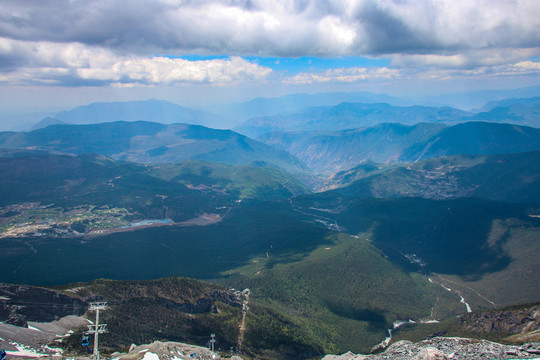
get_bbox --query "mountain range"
[235,103,471,137]
[6,120,540,178]
[235,96,540,138]
[468,96,540,127]
[0,91,539,359]
[321,151,540,203]
[259,122,540,174]
[21,92,410,132]
[202,91,411,124]
[31,99,223,129]
[19,90,540,135]
[0,121,306,174]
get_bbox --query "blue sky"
[161,55,392,75]
[246,56,392,73]
[0,0,539,120]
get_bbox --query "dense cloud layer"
[0,0,539,86]
[2,0,539,56]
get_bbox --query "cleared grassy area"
[221,232,461,354]
[434,218,540,309]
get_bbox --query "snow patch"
[27,324,41,331]
[374,320,416,350]
[7,342,46,357]
[142,352,160,360]
[460,296,472,313]
[43,345,63,354]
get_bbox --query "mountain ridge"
[259,121,540,174]
[39,99,224,129]
[321,151,540,203]
[236,102,471,138]
[0,121,307,174]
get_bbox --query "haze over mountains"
[0,121,306,173]
[34,99,224,129]
[235,103,471,137]
[259,122,540,174]
[18,90,540,133]
[0,90,539,359]
[23,92,409,132]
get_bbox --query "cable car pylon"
[85,302,108,360]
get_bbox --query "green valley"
[0,118,539,359]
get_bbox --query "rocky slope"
[0,284,87,326]
[322,337,540,360]
[112,341,226,360]
[460,305,540,338]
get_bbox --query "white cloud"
[0,38,272,86]
[406,60,540,81]
[0,0,539,88]
[285,66,401,84]
[391,49,539,69]
[78,56,272,85]
[514,61,540,71]
[285,59,540,85]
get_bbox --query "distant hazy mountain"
[466,97,540,127]
[33,99,224,129]
[322,151,540,203]
[235,102,471,137]
[204,91,411,125]
[0,121,306,173]
[29,117,66,130]
[258,123,444,174]
[476,96,540,112]
[259,122,540,174]
[414,84,540,110]
[402,122,540,161]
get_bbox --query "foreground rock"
[322,337,540,360]
[111,341,244,360]
[0,315,89,358]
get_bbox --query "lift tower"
[86,302,108,360]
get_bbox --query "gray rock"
[324,337,540,360]
[411,347,447,360]
[115,341,220,360]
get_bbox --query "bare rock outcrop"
[411,347,447,360]
[111,341,222,360]
[460,305,540,335]
[0,284,87,326]
[322,337,540,360]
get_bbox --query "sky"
[1,0,540,120]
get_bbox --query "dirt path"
[429,277,474,313]
[237,289,250,353]
[436,275,497,308]
[289,198,343,231]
